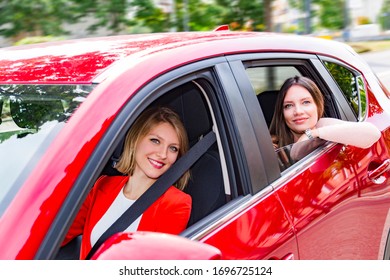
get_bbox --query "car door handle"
[368,159,390,183]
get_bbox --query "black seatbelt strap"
[86,130,216,259]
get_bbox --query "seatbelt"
[86,130,217,259]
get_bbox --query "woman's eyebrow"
[149,133,179,146]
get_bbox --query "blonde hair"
[270,76,324,147]
[115,106,190,190]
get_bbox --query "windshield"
[0,84,94,214]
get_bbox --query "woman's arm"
[308,118,381,149]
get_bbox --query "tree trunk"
[264,0,273,32]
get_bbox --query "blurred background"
[0,0,389,49]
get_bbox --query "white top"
[90,187,142,246]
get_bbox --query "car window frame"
[319,56,368,121]
[226,52,358,184]
[226,53,330,185]
[36,57,254,259]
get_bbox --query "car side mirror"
[91,231,222,260]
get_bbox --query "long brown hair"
[115,106,190,190]
[269,76,324,147]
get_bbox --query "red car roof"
[0,31,361,84]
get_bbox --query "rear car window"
[0,84,94,214]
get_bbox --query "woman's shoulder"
[92,175,128,193]
[161,186,192,205]
[166,186,191,198]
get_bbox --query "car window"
[243,63,334,173]
[246,66,301,128]
[100,79,231,226]
[246,66,301,93]
[0,84,94,213]
[56,78,232,259]
[323,61,367,120]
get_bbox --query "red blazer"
[63,175,192,259]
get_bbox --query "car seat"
[163,82,226,227]
[257,90,279,127]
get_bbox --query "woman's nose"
[294,104,303,115]
[157,147,168,159]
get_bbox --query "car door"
[227,52,390,259]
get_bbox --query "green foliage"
[0,0,78,40]
[379,0,390,30]
[173,0,227,31]
[324,61,360,116]
[215,0,264,31]
[316,0,344,30]
[288,0,345,32]
[13,35,66,45]
[130,0,168,32]
[0,0,270,43]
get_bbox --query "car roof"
[0,31,361,84]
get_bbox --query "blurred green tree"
[379,0,390,30]
[0,0,274,44]
[289,0,344,32]
[0,0,79,41]
[72,0,132,34]
[215,0,265,31]
[175,0,226,31]
[316,0,344,30]
[74,0,168,34]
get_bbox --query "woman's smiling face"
[133,122,180,181]
[283,85,319,138]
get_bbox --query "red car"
[1,29,390,260]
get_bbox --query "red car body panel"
[1,31,390,260]
[200,193,298,260]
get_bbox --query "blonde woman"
[63,107,191,259]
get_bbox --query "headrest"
[257,90,279,127]
[160,82,212,145]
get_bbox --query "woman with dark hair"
[270,76,380,149]
[62,106,192,259]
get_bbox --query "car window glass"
[246,66,301,128]
[323,61,367,120]
[276,138,327,172]
[0,84,94,213]
[246,66,301,93]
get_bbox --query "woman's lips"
[149,158,164,169]
[293,118,308,125]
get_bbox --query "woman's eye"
[150,138,160,144]
[170,146,179,153]
[302,100,311,105]
[284,104,292,109]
